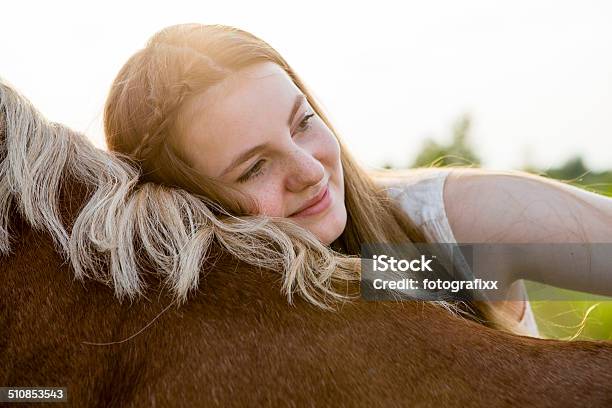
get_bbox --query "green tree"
[411,114,481,168]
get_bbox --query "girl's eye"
[235,112,316,184]
[295,112,315,133]
[237,159,266,183]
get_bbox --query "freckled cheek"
[245,183,286,217]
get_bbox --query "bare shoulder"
[444,168,548,201]
[442,167,611,243]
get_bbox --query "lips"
[289,184,330,217]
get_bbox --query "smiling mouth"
[289,184,332,218]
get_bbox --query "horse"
[1,78,611,407]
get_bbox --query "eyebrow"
[219,94,305,178]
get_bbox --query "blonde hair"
[0,24,526,336]
[102,23,531,334]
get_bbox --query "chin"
[315,205,347,246]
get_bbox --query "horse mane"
[0,77,354,307]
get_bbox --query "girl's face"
[174,61,347,245]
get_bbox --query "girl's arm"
[443,167,612,297]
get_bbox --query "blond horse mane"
[0,78,365,308]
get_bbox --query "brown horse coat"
[1,82,611,408]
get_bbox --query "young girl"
[103,23,612,338]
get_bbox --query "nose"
[285,148,325,193]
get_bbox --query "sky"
[2,0,611,172]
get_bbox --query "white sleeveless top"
[374,168,540,338]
